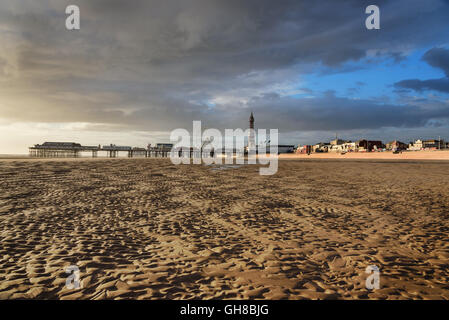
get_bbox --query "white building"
[329,141,357,152]
[408,139,423,151]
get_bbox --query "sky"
[1,0,449,153]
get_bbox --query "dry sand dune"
[0,158,448,299]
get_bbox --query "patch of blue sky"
[292,47,448,102]
[205,101,216,109]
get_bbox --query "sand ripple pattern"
[0,159,448,299]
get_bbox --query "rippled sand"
[0,158,448,299]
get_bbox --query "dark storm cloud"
[394,78,449,93]
[1,0,449,136]
[423,47,449,76]
[246,92,449,132]
[395,47,449,93]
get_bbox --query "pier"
[29,142,174,158]
[28,142,249,159]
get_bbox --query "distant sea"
[0,154,30,159]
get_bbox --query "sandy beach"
[280,150,449,161]
[0,158,448,300]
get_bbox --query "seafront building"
[422,139,445,149]
[386,140,408,151]
[298,137,447,154]
[408,139,446,151]
[304,139,384,153]
[330,142,358,152]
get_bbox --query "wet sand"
[0,158,448,299]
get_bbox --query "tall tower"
[248,112,256,150]
[249,112,254,130]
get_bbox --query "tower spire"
[248,111,255,150]
[249,111,254,129]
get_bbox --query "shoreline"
[2,150,449,162]
[279,150,449,161]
